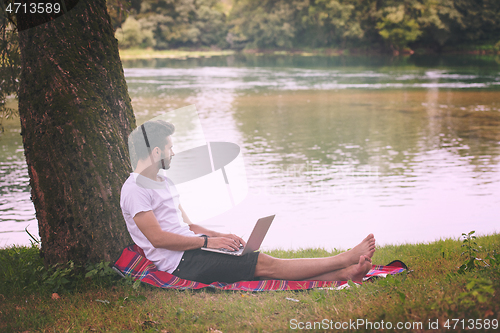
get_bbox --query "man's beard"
[159,152,172,170]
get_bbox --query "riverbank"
[118,46,500,60]
[119,48,236,60]
[1,233,499,332]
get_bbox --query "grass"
[1,233,499,332]
[117,47,332,60]
[118,46,500,61]
[118,48,236,60]
[118,47,349,60]
[117,47,352,60]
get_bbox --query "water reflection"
[125,66,500,91]
[1,55,499,249]
[124,57,500,249]
[0,123,37,247]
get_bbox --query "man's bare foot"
[345,255,373,283]
[346,234,376,264]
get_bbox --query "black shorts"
[172,249,260,284]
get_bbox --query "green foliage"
[453,0,500,42]
[0,245,45,294]
[39,261,80,293]
[0,20,20,132]
[39,259,136,292]
[3,0,500,69]
[459,277,495,305]
[376,272,408,303]
[228,0,299,49]
[116,16,155,48]
[485,252,500,270]
[300,0,364,48]
[458,230,480,273]
[106,0,134,30]
[449,231,499,314]
[375,4,422,51]
[116,0,228,49]
[416,0,462,47]
[117,294,147,306]
[85,261,125,289]
[229,0,500,51]
[456,231,500,276]
[310,289,327,303]
[0,245,131,295]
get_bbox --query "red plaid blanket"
[113,244,407,291]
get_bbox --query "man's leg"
[254,234,375,282]
[298,255,372,282]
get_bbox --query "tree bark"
[17,0,135,266]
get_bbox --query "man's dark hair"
[128,120,175,168]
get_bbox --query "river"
[1,54,499,250]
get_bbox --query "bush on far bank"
[108,0,500,54]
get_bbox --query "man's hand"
[207,235,245,251]
[188,225,246,249]
[218,233,246,248]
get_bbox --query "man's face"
[159,136,175,169]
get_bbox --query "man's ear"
[151,146,161,160]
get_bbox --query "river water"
[1,54,499,250]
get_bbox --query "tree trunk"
[17,0,135,267]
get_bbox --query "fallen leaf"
[208,329,223,333]
[51,293,61,300]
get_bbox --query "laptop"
[201,215,275,256]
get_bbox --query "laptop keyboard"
[218,245,244,253]
[219,248,237,252]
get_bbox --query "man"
[120,119,375,285]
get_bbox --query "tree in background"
[103,0,500,52]
[299,0,364,48]
[452,0,500,47]
[228,0,301,49]
[15,0,135,267]
[106,0,143,30]
[374,2,422,54]
[229,0,500,52]
[0,5,20,132]
[114,0,228,49]
[116,16,155,48]
[413,0,463,49]
[194,0,229,46]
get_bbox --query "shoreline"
[119,47,500,60]
[119,48,236,60]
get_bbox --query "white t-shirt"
[120,173,196,273]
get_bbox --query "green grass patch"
[119,48,235,60]
[1,233,499,332]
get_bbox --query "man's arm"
[134,210,243,251]
[134,211,204,250]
